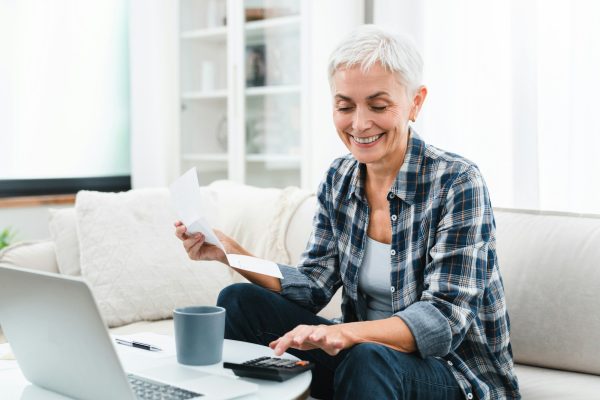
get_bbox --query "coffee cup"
[173,306,225,365]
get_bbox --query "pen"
[115,338,162,352]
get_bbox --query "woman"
[175,25,520,400]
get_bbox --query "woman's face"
[331,63,425,167]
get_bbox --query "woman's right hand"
[174,221,228,264]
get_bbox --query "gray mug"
[173,306,226,366]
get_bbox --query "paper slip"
[169,168,283,279]
[169,167,224,250]
[226,254,282,279]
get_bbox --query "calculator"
[223,356,313,382]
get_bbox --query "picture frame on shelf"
[245,44,266,87]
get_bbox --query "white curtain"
[0,0,130,180]
[374,0,600,214]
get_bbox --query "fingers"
[184,234,206,257]
[272,325,319,356]
[308,325,328,342]
[291,325,315,347]
[271,325,347,357]
[174,222,188,240]
[272,335,292,356]
[301,325,343,356]
[175,221,207,260]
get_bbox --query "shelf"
[180,26,227,42]
[245,85,300,96]
[182,90,228,100]
[245,15,300,31]
[246,154,301,163]
[178,1,307,189]
[245,15,300,44]
[182,153,228,162]
[0,194,75,208]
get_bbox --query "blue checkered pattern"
[279,131,520,399]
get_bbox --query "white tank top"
[358,237,394,320]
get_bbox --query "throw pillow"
[48,208,81,275]
[0,240,59,274]
[75,188,234,328]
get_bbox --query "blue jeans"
[216,283,464,400]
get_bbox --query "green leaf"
[0,227,17,250]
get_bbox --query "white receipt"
[169,167,224,250]
[169,168,283,279]
[226,254,282,279]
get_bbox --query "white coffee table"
[0,339,311,400]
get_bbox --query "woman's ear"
[409,86,428,122]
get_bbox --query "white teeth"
[352,134,383,144]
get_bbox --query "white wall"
[0,205,69,241]
[129,0,180,189]
[373,0,600,214]
[304,0,365,191]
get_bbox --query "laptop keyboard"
[128,374,203,399]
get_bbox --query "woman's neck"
[364,139,409,196]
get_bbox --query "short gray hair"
[328,25,423,93]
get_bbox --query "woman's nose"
[352,107,372,132]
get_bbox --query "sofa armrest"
[0,240,59,274]
[317,290,342,320]
[285,196,316,265]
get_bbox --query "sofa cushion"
[286,195,316,265]
[495,208,600,375]
[209,180,311,265]
[0,240,59,274]
[48,208,81,276]
[75,188,234,328]
[109,319,175,337]
[515,364,600,400]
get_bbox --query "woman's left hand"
[269,324,359,356]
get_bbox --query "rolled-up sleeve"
[397,166,492,358]
[278,176,342,314]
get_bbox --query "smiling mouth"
[350,133,385,144]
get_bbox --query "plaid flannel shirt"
[278,131,520,399]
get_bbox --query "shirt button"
[467,394,473,399]
[390,249,396,256]
[390,286,395,293]
[388,193,394,199]
[447,360,453,366]
[391,214,397,221]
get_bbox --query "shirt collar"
[390,128,425,205]
[348,127,425,206]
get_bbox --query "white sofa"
[1,181,600,399]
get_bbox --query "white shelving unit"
[180,26,228,40]
[178,0,308,188]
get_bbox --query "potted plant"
[0,227,16,251]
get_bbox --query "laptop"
[0,265,258,400]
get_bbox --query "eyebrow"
[366,91,390,100]
[335,91,391,101]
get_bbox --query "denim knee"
[217,282,252,309]
[337,343,389,371]
[216,282,274,316]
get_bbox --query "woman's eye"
[337,107,354,112]
[370,106,387,112]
